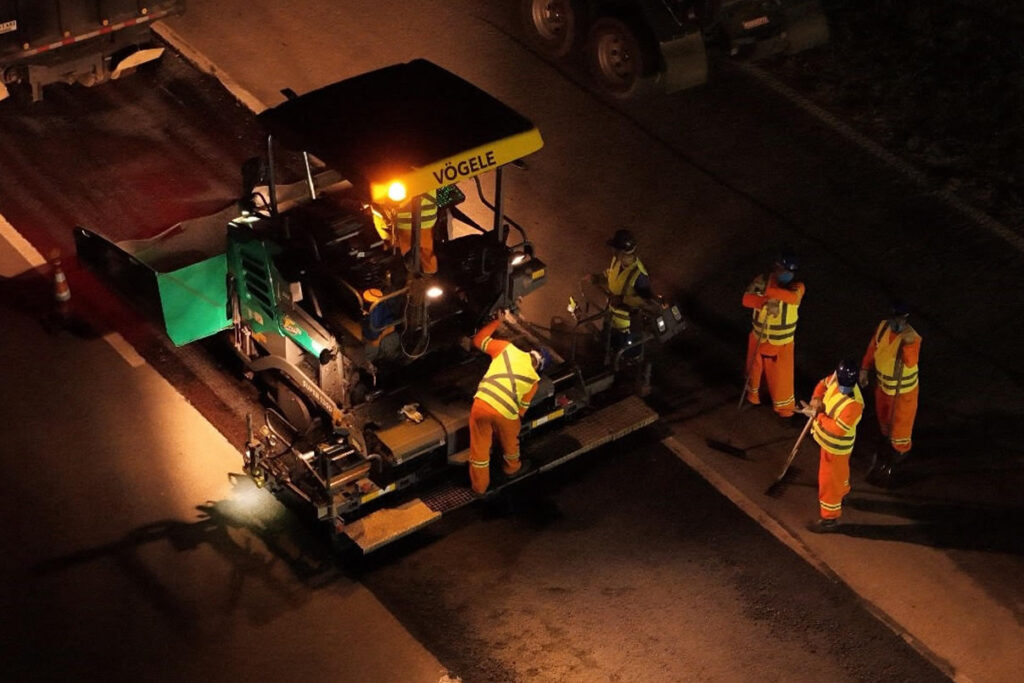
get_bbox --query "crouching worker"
[468,314,549,494]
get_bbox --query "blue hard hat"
[778,249,799,272]
[890,298,910,317]
[836,358,858,388]
[530,347,553,372]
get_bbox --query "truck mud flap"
[659,31,708,93]
[781,0,829,55]
[344,395,658,553]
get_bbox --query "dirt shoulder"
[763,0,1023,229]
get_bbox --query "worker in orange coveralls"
[805,359,864,533]
[468,314,550,494]
[742,251,804,420]
[859,300,921,487]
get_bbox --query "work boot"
[866,445,890,485]
[807,518,840,534]
[503,459,533,479]
[776,412,802,429]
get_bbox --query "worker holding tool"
[593,228,657,350]
[741,251,804,420]
[859,300,921,486]
[803,359,864,532]
[468,313,550,494]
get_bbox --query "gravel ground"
[762,0,1023,229]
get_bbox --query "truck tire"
[585,17,650,98]
[520,0,585,59]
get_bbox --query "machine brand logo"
[281,316,301,337]
[742,16,770,30]
[0,20,17,34]
[432,150,497,184]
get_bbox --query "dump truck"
[76,59,684,552]
[519,0,828,97]
[0,0,185,102]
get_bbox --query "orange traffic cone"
[50,251,71,327]
[53,256,71,304]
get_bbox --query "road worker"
[593,228,655,349]
[468,314,550,494]
[805,359,864,532]
[742,251,804,420]
[859,300,921,486]
[395,189,439,274]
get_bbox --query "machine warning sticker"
[0,20,17,35]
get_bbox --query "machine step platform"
[343,395,658,553]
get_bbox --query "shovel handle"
[773,414,814,483]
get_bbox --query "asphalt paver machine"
[76,60,684,551]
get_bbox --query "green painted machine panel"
[157,254,231,346]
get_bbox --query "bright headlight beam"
[387,181,407,202]
[426,285,444,299]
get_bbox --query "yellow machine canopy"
[258,59,544,202]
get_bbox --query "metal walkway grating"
[422,482,478,513]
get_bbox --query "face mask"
[838,385,854,396]
[889,318,905,332]
[777,271,794,285]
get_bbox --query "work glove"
[858,369,870,388]
[764,299,781,316]
[799,397,823,418]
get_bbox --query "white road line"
[153,22,269,114]
[661,435,968,683]
[103,332,147,368]
[1,210,149,368]
[737,62,1024,256]
[0,211,45,270]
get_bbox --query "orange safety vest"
[871,322,919,395]
[474,346,539,420]
[749,276,799,345]
[812,374,864,455]
[606,256,648,331]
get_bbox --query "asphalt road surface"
[2,0,1021,680]
[0,48,945,683]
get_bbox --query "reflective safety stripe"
[474,347,540,419]
[811,374,864,455]
[396,192,438,231]
[774,396,796,408]
[872,321,919,395]
[752,299,800,344]
[503,452,520,463]
[609,306,632,330]
[469,459,490,468]
[819,500,843,511]
[480,336,492,353]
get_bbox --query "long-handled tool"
[765,411,814,496]
[737,316,768,410]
